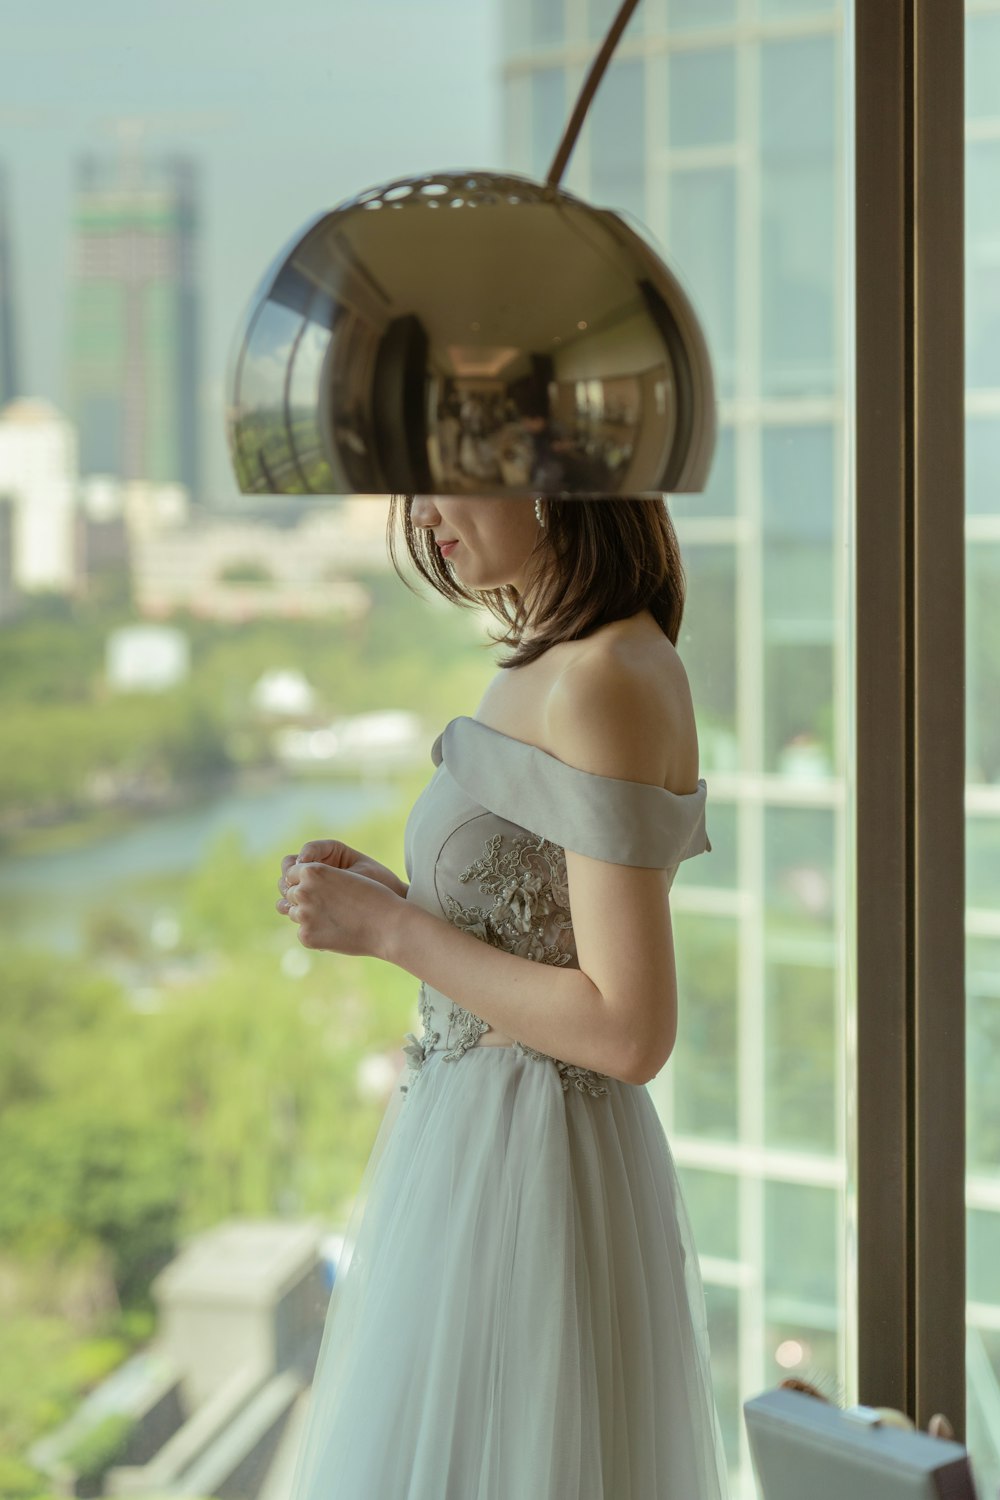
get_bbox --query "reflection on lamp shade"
[224,169,717,499]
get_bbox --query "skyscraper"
[66,147,201,498]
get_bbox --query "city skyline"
[0,0,502,503]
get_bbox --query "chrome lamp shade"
[224,169,717,500]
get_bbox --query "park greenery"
[0,570,494,847]
[0,568,498,1496]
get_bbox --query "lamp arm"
[545,0,644,190]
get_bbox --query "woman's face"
[409,497,542,594]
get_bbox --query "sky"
[0,0,504,501]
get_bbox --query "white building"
[127,497,384,622]
[106,623,191,692]
[251,668,317,717]
[0,397,78,592]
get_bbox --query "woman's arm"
[381,901,642,1081]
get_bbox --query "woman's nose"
[410,496,441,528]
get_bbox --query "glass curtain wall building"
[67,152,202,497]
[503,1,1000,1495]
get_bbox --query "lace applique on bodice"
[450,829,574,964]
[400,716,712,1099]
[400,827,611,1096]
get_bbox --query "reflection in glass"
[969,1209,1000,1307]
[765,637,835,778]
[765,1180,839,1311]
[966,14,1000,1466]
[589,59,646,225]
[672,914,740,1140]
[668,48,737,147]
[675,541,738,771]
[967,420,1000,516]
[967,940,1000,1178]
[966,141,1000,391]
[531,67,567,183]
[533,0,566,46]
[968,546,1000,785]
[757,0,837,19]
[762,425,835,542]
[672,424,737,521]
[765,958,838,1153]
[966,11,1000,120]
[765,810,836,924]
[669,169,737,399]
[678,1166,741,1260]
[760,36,837,396]
[669,0,737,28]
[705,1285,742,1471]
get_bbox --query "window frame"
[855,0,966,1434]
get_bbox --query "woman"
[278,496,730,1500]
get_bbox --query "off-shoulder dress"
[286,715,730,1500]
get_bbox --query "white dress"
[286,716,730,1500]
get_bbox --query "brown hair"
[386,497,687,669]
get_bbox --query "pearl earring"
[534,496,545,526]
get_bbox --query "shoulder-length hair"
[386,497,687,669]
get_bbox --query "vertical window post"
[855,0,966,1433]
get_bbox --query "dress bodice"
[400,716,712,1097]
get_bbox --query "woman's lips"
[438,540,459,556]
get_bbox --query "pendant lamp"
[224,0,716,499]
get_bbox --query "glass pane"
[673,540,739,773]
[968,940,1000,1178]
[968,545,1000,787]
[966,141,1000,391]
[678,1166,741,1259]
[967,418,1000,516]
[668,47,737,146]
[966,12,1000,120]
[970,1208,1000,1308]
[671,914,741,1140]
[669,0,737,27]
[530,67,567,183]
[760,36,838,397]
[761,35,836,153]
[533,0,566,46]
[668,167,738,397]
[505,8,852,1498]
[672,421,737,521]
[758,0,837,17]
[588,58,646,223]
[761,159,837,396]
[967,9,1000,1474]
[968,820,1000,911]
[765,953,838,1152]
[704,1284,743,1472]
[765,1181,839,1309]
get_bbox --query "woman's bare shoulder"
[541,618,695,789]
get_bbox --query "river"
[0,773,401,955]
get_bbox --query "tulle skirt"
[287,1043,730,1500]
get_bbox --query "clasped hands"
[276,839,408,957]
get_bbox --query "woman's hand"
[276,839,407,919]
[280,859,405,958]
